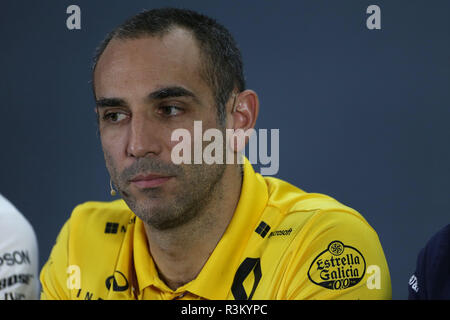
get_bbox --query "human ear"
[227,90,259,153]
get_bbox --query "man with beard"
[40,8,391,300]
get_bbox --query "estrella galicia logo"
[307,241,366,290]
[105,271,129,292]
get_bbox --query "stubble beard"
[104,151,226,231]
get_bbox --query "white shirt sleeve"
[0,193,39,300]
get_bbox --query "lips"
[129,173,172,188]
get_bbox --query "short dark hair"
[92,7,246,124]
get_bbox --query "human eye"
[157,105,184,117]
[102,111,129,123]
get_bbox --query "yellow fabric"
[40,159,391,300]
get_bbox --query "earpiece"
[110,179,117,196]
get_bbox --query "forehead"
[93,28,210,100]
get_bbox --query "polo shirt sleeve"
[40,220,71,300]
[283,210,391,300]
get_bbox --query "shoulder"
[0,194,39,299]
[423,224,450,255]
[0,194,37,252]
[263,176,371,231]
[51,199,136,267]
[68,199,135,232]
[71,199,133,220]
[0,194,35,232]
[420,225,450,270]
[409,224,450,299]
[64,199,136,251]
[40,199,136,299]
[259,177,391,299]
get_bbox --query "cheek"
[100,131,127,173]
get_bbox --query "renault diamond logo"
[105,270,129,292]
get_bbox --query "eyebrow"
[95,86,200,108]
[148,86,197,101]
[95,97,127,108]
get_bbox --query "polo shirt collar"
[133,158,268,299]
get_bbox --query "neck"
[143,164,243,290]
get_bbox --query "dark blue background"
[0,0,448,299]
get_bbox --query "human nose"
[126,115,162,158]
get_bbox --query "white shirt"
[0,193,39,300]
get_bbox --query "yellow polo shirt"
[40,159,391,300]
